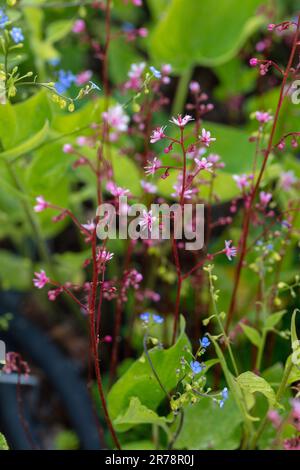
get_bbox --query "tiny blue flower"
[122,22,134,32]
[153,314,164,324]
[55,70,76,94]
[0,9,9,29]
[266,243,274,251]
[200,336,210,348]
[10,27,24,44]
[48,57,61,67]
[150,66,162,79]
[190,360,202,375]
[219,400,225,408]
[222,387,228,400]
[140,312,150,323]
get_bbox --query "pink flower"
[72,19,86,34]
[106,181,130,197]
[97,249,114,263]
[255,111,273,123]
[162,64,172,75]
[138,27,148,37]
[150,126,166,144]
[170,114,194,128]
[82,220,96,232]
[33,270,49,289]
[102,105,129,132]
[139,210,157,232]
[292,399,300,431]
[280,170,297,190]
[284,437,300,450]
[200,128,216,147]
[141,180,157,194]
[249,57,258,67]
[102,335,112,343]
[267,409,281,429]
[144,157,161,176]
[125,62,146,90]
[34,196,49,213]
[259,191,272,206]
[233,174,251,191]
[63,143,74,154]
[189,81,200,93]
[224,240,237,261]
[194,157,213,172]
[76,70,92,86]
[172,174,195,199]
[268,23,276,31]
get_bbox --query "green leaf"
[236,371,277,409]
[175,396,242,450]
[291,308,300,346]
[150,0,265,72]
[283,355,300,387]
[147,0,171,20]
[240,324,262,348]
[46,20,73,44]
[0,121,49,161]
[264,310,287,330]
[112,152,142,197]
[114,397,171,433]
[0,251,32,291]
[0,433,8,450]
[122,440,156,450]
[108,316,190,420]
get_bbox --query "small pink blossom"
[268,23,276,31]
[125,62,146,90]
[144,157,161,176]
[150,126,166,144]
[267,409,281,429]
[189,81,200,94]
[259,191,272,206]
[139,210,157,232]
[63,143,74,154]
[255,111,273,123]
[102,105,129,133]
[106,181,130,197]
[138,27,148,37]
[72,19,86,34]
[82,220,96,232]
[162,64,172,75]
[280,170,297,190]
[170,114,194,128]
[249,57,258,67]
[141,180,157,194]
[194,157,213,172]
[233,174,251,191]
[76,70,92,86]
[200,128,216,147]
[33,270,49,289]
[97,249,114,263]
[284,437,300,450]
[34,196,49,213]
[292,399,300,431]
[224,240,237,261]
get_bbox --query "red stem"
[225,16,300,331]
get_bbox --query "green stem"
[172,67,193,116]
